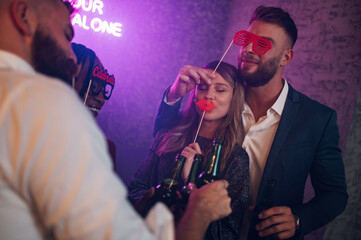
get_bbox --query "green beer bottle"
[196,138,223,187]
[181,153,203,201]
[153,154,186,207]
[250,178,277,239]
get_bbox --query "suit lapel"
[256,84,300,203]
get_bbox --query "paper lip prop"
[195,99,217,112]
[193,99,217,143]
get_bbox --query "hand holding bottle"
[180,142,202,183]
[176,180,232,240]
[133,187,155,217]
[255,206,297,239]
[190,180,231,221]
[250,179,299,239]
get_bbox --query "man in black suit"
[152,6,348,240]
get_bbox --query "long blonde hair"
[156,61,245,169]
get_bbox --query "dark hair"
[203,61,241,85]
[62,1,76,14]
[71,42,96,98]
[250,6,298,47]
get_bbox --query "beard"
[239,54,281,87]
[31,27,78,85]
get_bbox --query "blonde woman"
[129,61,249,240]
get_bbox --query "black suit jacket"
[152,84,348,239]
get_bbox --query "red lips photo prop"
[195,99,217,112]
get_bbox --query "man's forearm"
[175,209,210,240]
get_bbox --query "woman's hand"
[180,143,202,183]
[167,65,215,102]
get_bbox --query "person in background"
[0,0,232,239]
[152,6,348,240]
[129,61,249,240]
[71,42,117,170]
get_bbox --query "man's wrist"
[164,87,181,105]
[166,87,180,103]
[176,207,209,240]
[294,214,301,234]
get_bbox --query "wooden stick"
[213,39,234,74]
[83,79,92,105]
[193,111,206,143]
[72,76,75,89]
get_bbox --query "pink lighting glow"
[68,0,122,37]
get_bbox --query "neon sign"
[69,0,122,38]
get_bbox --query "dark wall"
[325,88,361,240]
[72,0,234,184]
[72,0,361,239]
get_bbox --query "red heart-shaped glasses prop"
[233,30,271,55]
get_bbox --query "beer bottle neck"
[205,139,223,177]
[187,154,203,184]
[166,154,186,188]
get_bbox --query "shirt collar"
[243,78,289,117]
[271,78,289,116]
[0,49,35,74]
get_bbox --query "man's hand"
[133,188,155,217]
[176,180,231,240]
[180,143,202,183]
[255,206,297,239]
[167,65,215,102]
[188,180,232,222]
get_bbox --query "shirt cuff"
[163,88,181,106]
[145,202,174,240]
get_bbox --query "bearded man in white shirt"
[0,0,232,239]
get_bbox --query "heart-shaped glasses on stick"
[212,30,272,74]
[233,30,271,56]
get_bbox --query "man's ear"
[10,1,36,36]
[280,48,293,66]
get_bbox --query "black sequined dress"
[128,135,249,240]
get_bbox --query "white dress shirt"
[0,50,173,240]
[239,81,288,240]
[242,81,289,207]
